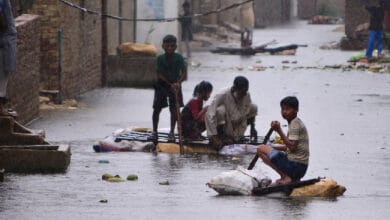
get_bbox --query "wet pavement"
[1,20,390,219]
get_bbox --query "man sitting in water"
[205,76,258,150]
[256,96,309,185]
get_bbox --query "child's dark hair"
[163,34,177,43]
[280,96,299,110]
[193,81,213,97]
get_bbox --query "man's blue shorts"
[268,150,308,181]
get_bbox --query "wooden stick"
[174,88,184,154]
[247,128,273,170]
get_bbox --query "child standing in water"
[151,35,187,142]
[181,81,213,141]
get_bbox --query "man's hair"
[163,34,177,43]
[233,76,249,91]
[280,96,299,110]
[183,1,190,8]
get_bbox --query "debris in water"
[159,180,170,185]
[231,157,240,161]
[102,173,125,182]
[127,174,139,181]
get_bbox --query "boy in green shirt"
[152,35,187,142]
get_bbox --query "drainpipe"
[119,0,123,44]
[57,28,63,104]
[217,0,221,26]
[134,0,137,42]
[101,0,108,86]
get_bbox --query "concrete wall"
[298,0,345,19]
[8,14,41,124]
[297,0,317,19]
[107,56,156,87]
[107,1,136,55]
[191,0,253,30]
[29,0,102,98]
[191,0,218,27]
[219,0,243,29]
[254,0,291,27]
[136,0,179,53]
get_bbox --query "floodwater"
[1,21,390,219]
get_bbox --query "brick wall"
[8,14,41,124]
[29,0,58,91]
[29,0,102,98]
[58,0,102,97]
[344,0,377,38]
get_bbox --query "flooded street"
[1,21,390,219]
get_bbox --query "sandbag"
[117,42,158,57]
[290,178,346,197]
[207,166,271,195]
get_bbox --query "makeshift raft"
[93,129,265,154]
[252,177,321,196]
[207,166,346,197]
[211,44,307,56]
[253,177,347,197]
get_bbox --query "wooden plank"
[114,131,266,146]
[252,177,322,196]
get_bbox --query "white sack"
[207,166,271,195]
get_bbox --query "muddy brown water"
[1,21,389,219]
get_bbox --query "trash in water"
[159,180,170,185]
[127,174,138,181]
[102,173,125,182]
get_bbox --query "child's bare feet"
[271,176,292,186]
[270,178,283,186]
[278,176,292,185]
